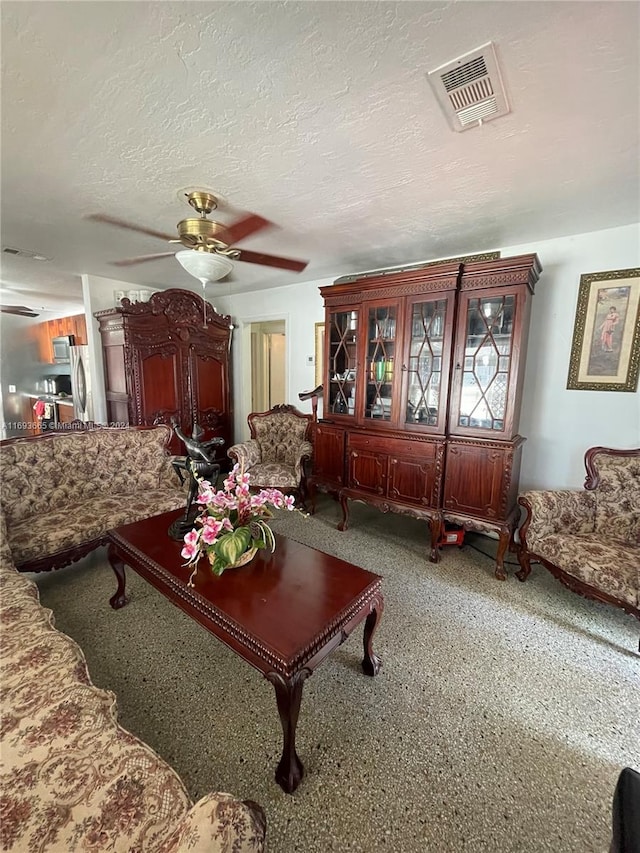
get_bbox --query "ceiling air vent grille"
[427,42,510,132]
[2,246,50,261]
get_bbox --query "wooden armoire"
[95,288,233,459]
[312,253,542,578]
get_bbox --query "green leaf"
[213,527,252,568]
[255,519,276,552]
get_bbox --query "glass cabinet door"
[327,309,358,416]
[453,293,516,434]
[404,298,449,428]
[365,304,397,422]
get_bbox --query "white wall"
[80,274,157,425]
[215,222,640,489]
[214,277,332,442]
[508,223,640,489]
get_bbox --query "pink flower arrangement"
[181,463,299,581]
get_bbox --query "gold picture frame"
[567,267,640,391]
[314,322,325,387]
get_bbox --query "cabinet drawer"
[348,432,437,461]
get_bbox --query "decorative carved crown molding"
[95,288,232,331]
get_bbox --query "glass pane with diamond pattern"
[365,305,396,421]
[328,310,358,416]
[457,295,515,431]
[405,299,447,426]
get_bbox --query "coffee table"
[106,508,383,793]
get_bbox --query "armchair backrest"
[248,405,312,467]
[584,446,640,541]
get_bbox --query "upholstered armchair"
[227,405,313,506]
[517,446,640,626]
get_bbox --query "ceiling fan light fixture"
[175,249,233,283]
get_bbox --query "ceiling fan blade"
[111,252,177,267]
[1,305,39,316]
[236,248,309,272]
[87,213,176,243]
[222,213,272,245]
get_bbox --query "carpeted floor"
[35,496,638,853]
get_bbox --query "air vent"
[2,246,50,261]
[427,42,510,132]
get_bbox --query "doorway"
[250,320,286,412]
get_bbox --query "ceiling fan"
[1,305,40,317]
[87,190,309,275]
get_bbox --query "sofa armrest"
[227,440,262,470]
[294,439,314,480]
[518,489,596,552]
[158,792,266,853]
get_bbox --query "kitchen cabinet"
[31,314,87,363]
[95,288,233,459]
[314,253,542,578]
[56,401,76,425]
[70,314,87,345]
[23,396,41,436]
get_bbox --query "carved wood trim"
[460,254,541,294]
[16,537,106,573]
[520,551,640,622]
[447,436,525,451]
[339,488,440,523]
[460,271,534,291]
[248,405,313,441]
[322,279,460,308]
[442,505,519,537]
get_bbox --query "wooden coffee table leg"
[107,543,129,610]
[266,669,311,793]
[362,595,384,676]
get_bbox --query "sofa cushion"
[8,491,186,566]
[252,412,309,467]
[592,452,640,541]
[537,533,637,607]
[0,427,181,528]
[242,462,300,489]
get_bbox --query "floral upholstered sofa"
[0,425,186,577]
[227,404,313,506]
[516,446,640,625]
[0,513,266,852]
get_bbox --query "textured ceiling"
[1,1,639,314]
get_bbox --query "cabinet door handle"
[455,363,462,370]
[401,364,407,371]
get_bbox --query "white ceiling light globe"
[175,249,233,283]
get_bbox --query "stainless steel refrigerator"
[69,345,94,423]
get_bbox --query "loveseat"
[516,446,640,625]
[0,425,186,576]
[0,514,266,852]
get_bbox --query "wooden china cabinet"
[95,288,233,459]
[313,253,542,578]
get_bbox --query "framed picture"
[315,322,325,387]
[567,267,640,391]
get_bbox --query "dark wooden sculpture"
[168,419,225,540]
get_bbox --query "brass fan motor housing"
[177,218,230,250]
[185,190,218,215]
